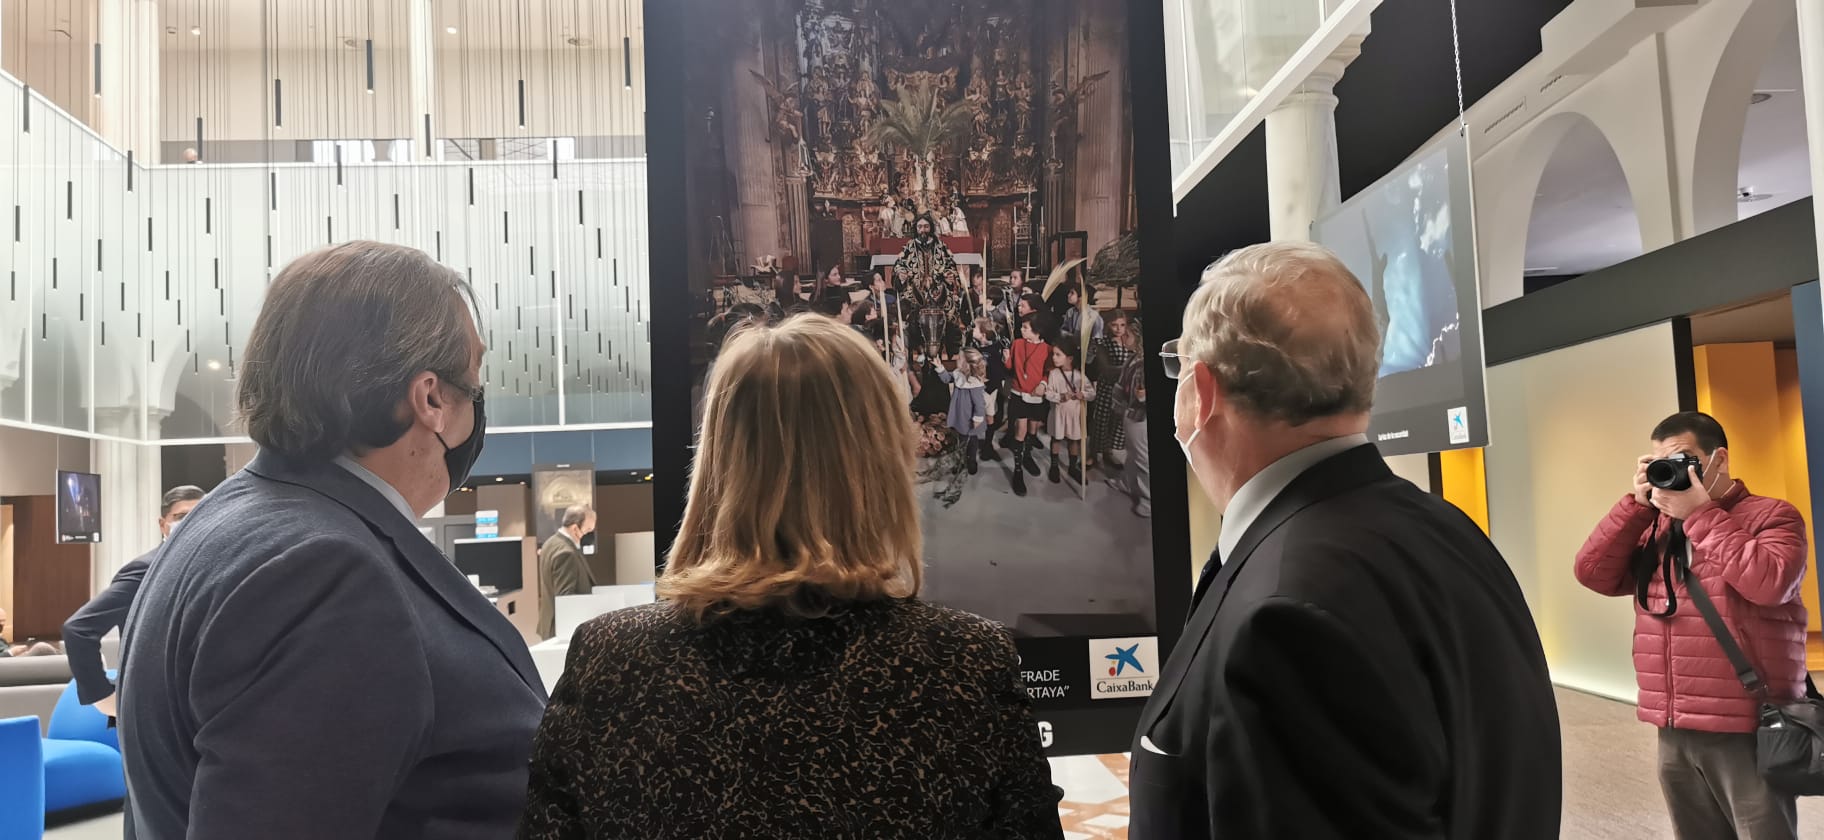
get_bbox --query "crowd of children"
[702,267,1152,516]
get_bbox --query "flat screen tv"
[56,470,102,544]
[1312,131,1489,457]
[453,538,525,593]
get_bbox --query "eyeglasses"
[1160,339,1188,380]
[440,373,485,403]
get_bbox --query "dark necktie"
[1188,547,1223,620]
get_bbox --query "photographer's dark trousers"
[1658,727,1797,840]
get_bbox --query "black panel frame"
[644,0,1185,757]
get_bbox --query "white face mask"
[1174,374,1202,471]
[1177,426,1202,469]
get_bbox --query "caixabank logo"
[1089,636,1158,700]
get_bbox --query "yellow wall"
[1694,343,1819,631]
[1440,448,1490,534]
[1188,474,1219,586]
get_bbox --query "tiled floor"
[45,688,1824,839]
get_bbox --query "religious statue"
[852,73,879,125]
[749,70,804,149]
[813,149,839,194]
[1049,71,1110,150]
[892,214,962,359]
[1011,140,1036,189]
[948,198,970,237]
[965,75,991,137]
[807,72,834,142]
[964,145,994,193]
[854,137,884,193]
[1010,72,1035,136]
[878,189,899,232]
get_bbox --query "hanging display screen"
[1312,132,1489,456]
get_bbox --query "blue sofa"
[0,679,127,833]
[0,715,45,840]
[42,678,126,813]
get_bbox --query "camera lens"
[1646,458,1692,491]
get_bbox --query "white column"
[93,410,166,590]
[1799,0,1824,276]
[93,0,161,161]
[1263,33,1364,241]
[408,0,436,159]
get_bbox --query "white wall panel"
[1485,322,1683,702]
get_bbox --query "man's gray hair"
[1181,241,1382,426]
[562,505,594,528]
[238,241,476,461]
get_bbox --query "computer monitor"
[452,538,524,592]
[55,470,102,545]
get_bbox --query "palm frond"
[867,82,973,157]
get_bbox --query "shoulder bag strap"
[1680,540,1773,704]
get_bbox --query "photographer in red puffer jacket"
[1575,411,1810,840]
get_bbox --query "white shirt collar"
[334,455,417,524]
[1217,434,1369,560]
[557,529,580,549]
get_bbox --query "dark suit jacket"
[537,533,595,639]
[1131,445,1561,840]
[119,451,548,840]
[519,599,1064,839]
[63,551,152,705]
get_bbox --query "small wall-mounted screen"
[454,538,524,592]
[56,470,102,544]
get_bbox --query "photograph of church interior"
[0,0,1823,837]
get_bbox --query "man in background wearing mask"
[1130,242,1559,840]
[1576,411,1809,840]
[538,504,598,639]
[63,484,205,718]
[120,241,545,840]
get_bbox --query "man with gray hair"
[119,241,545,839]
[1129,242,1559,839]
[538,504,598,639]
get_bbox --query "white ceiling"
[1524,22,1810,277]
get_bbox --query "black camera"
[1646,453,1705,491]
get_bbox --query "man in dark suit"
[119,241,547,840]
[538,504,598,639]
[63,485,205,718]
[1132,242,1560,839]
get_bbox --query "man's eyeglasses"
[1160,339,1188,380]
[440,373,485,403]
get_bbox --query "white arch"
[1688,0,1796,235]
[1476,111,1647,305]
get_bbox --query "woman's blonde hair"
[660,314,923,620]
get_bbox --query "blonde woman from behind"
[519,314,1064,840]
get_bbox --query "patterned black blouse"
[518,599,1064,840]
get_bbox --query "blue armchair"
[42,678,126,814]
[0,715,46,839]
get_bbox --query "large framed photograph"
[647,0,1185,755]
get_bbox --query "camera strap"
[1680,543,1773,705]
[1635,518,1684,618]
